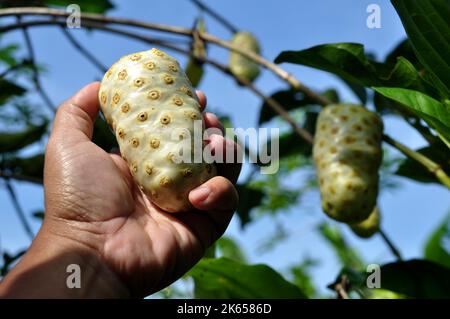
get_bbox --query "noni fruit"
[349,207,380,238]
[229,31,260,82]
[313,104,383,223]
[99,48,216,213]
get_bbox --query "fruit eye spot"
[352,124,362,132]
[344,136,356,144]
[118,70,127,80]
[168,64,178,72]
[145,62,156,70]
[167,152,176,163]
[151,48,165,57]
[330,127,339,135]
[318,140,326,148]
[172,97,183,106]
[130,162,138,174]
[160,115,171,125]
[183,169,193,177]
[100,92,107,105]
[340,115,349,122]
[189,112,198,120]
[179,86,193,97]
[121,103,130,113]
[117,128,125,139]
[328,186,336,195]
[319,124,327,131]
[163,75,174,84]
[130,53,142,61]
[137,112,148,122]
[148,90,160,100]
[131,138,140,148]
[113,93,121,104]
[150,139,160,149]
[145,165,153,175]
[329,146,337,154]
[134,78,145,87]
[159,176,172,187]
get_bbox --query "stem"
[59,26,107,73]
[4,179,34,240]
[383,134,450,189]
[378,228,403,261]
[189,0,239,34]
[0,7,331,106]
[18,17,56,114]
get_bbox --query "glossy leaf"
[392,0,450,98]
[0,123,47,153]
[396,145,450,184]
[0,44,19,66]
[216,236,247,263]
[275,43,428,95]
[373,87,450,144]
[189,257,306,298]
[378,259,450,298]
[424,212,450,269]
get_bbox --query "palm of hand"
[43,83,239,297]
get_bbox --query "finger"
[189,176,238,212]
[203,112,224,134]
[50,82,100,147]
[207,134,242,184]
[196,90,207,111]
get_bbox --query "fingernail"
[191,186,210,203]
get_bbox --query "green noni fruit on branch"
[99,48,216,213]
[313,104,383,223]
[229,31,260,82]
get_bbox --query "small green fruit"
[349,207,380,238]
[229,31,260,82]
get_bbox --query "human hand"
[0,82,240,298]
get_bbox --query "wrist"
[0,221,130,298]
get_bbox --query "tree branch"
[378,228,403,261]
[189,0,239,33]
[59,26,108,73]
[383,134,450,189]
[17,16,56,114]
[4,179,34,240]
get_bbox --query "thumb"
[50,82,101,147]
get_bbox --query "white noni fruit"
[313,104,383,223]
[99,48,216,212]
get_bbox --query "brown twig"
[378,228,403,261]
[59,26,107,73]
[334,275,349,299]
[189,0,239,33]
[17,16,56,114]
[4,179,34,240]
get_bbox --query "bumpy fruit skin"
[313,104,383,223]
[99,48,216,212]
[349,207,380,238]
[229,32,260,82]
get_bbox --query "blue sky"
[1,0,449,295]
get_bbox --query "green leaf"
[0,44,19,66]
[392,0,450,98]
[0,123,47,153]
[373,87,450,144]
[216,236,247,263]
[396,145,450,184]
[318,223,365,269]
[189,257,306,298]
[92,117,117,151]
[378,259,450,298]
[0,79,26,104]
[235,183,264,227]
[2,153,45,180]
[275,43,429,95]
[185,18,207,87]
[385,39,421,69]
[424,212,450,269]
[289,259,318,298]
[185,60,204,88]
[43,0,114,13]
